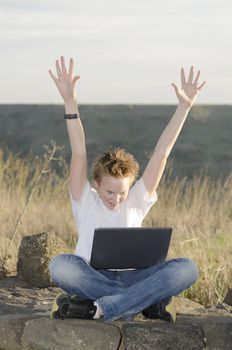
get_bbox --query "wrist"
[64,99,79,114]
[177,101,192,111]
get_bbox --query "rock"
[22,318,121,350]
[121,322,205,350]
[171,296,205,316]
[0,285,63,317]
[208,303,232,313]
[0,315,45,350]
[17,232,69,287]
[1,287,232,350]
[0,254,18,277]
[178,314,232,350]
[224,288,232,306]
[0,256,8,277]
[0,276,32,289]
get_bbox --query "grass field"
[1,104,232,180]
[1,144,231,307]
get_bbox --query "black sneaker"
[50,292,72,319]
[142,298,176,323]
[50,293,97,320]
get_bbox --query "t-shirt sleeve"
[69,180,92,219]
[127,177,158,218]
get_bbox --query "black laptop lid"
[90,227,172,269]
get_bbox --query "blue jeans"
[48,254,199,322]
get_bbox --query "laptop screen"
[90,227,172,269]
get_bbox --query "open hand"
[49,56,80,103]
[172,66,206,108]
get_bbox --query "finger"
[193,70,200,85]
[48,70,58,82]
[197,80,206,91]
[181,68,187,88]
[56,59,62,76]
[72,75,80,85]
[68,57,74,79]
[171,83,180,96]
[60,56,68,75]
[187,66,194,84]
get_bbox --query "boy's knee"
[48,253,86,283]
[181,258,199,283]
[49,253,64,269]
[48,253,69,278]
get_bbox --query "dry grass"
[144,163,232,306]
[0,145,231,307]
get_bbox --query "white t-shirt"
[69,177,158,269]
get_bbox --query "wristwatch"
[64,113,80,119]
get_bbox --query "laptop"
[90,227,172,269]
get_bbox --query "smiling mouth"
[109,202,118,206]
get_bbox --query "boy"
[48,56,205,322]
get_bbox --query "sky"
[0,0,231,104]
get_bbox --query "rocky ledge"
[0,277,232,350]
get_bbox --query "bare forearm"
[65,99,86,156]
[155,103,190,157]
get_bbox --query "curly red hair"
[91,147,139,185]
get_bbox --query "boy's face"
[95,175,133,211]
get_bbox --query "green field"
[1,104,232,180]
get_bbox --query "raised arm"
[49,56,88,201]
[142,66,206,196]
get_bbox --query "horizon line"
[0,102,232,106]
